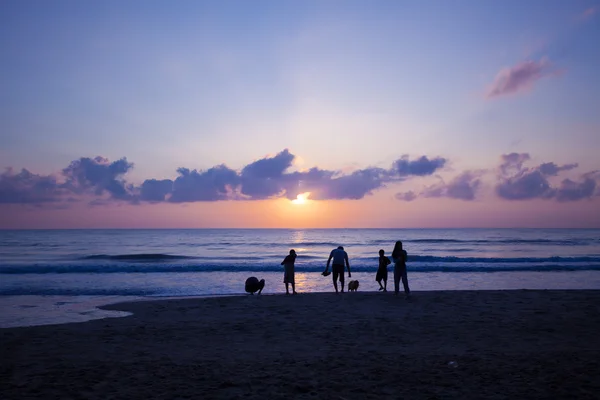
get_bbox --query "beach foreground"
[2,291,600,399]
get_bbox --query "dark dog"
[348,280,359,292]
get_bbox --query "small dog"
[348,280,360,292]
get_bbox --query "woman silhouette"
[391,241,410,298]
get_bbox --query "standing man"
[323,246,351,293]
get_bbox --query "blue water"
[1,229,600,327]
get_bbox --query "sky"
[1,0,599,229]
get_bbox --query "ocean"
[2,228,600,327]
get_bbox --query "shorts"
[283,264,295,284]
[376,268,388,282]
[332,264,345,274]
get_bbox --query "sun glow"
[291,192,311,205]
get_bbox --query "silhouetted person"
[376,249,391,291]
[391,241,410,298]
[324,246,351,293]
[245,277,265,295]
[281,249,297,295]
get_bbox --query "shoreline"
[2,290,600,399]
[3,273,600,329]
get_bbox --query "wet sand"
[2,290,600,399]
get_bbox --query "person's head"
[289,249,296,256]
[379,249,385,256]
[392,241,403,257]
[337,246,344,250]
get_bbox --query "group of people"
[277,240,411,297]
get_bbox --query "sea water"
[1,228,600,327]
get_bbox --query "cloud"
[300,167,390,200]
[434,172,483,201]
[495,153,598,201]
[538,162,578,176]
[394,155,597,203]
[579,6,598,21]
[0,168,63,204]
[486,58,559,99]
[394,156,447,176]
[240,149,294,199]
[555,177,596,202]
[62,156,134,200]
[395,191,417,202]
[139,179,173,202]
[499,153,531,175]
[234,150,442,201]
[0,150,448,206]
[396,171,484,202]
[496,169,555,200]
[169,165,239,202]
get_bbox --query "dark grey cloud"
[62,156,134,200]
[0,168,63,204]
[555,177,596,202]
[394,156,447,176]
[240,150,295,199]
[496,153,597,202]
[169,165,239,202]
[538,162,578,176]
[241,149,294,179]
[139,179,173,202]
[233,151,444,201]
[496,169,554,200]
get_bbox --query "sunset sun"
[291,192,311,205]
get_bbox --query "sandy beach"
[2,290,600,399]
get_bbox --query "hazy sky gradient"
[1,0,599,228]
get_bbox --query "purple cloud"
[302,167,390,200]
[394,191,417,202]
[240,150,295,199]
[396,171,483,202]
[0,150,448,205]
[486,58,558,99]
[234,151,445,201]
[496,169,554,200]
[62,157,134,200]
[499,153,531,175]
[440,172,483,201]
[579,6,598,21]
[394,156,447,176]
[139,179,173,202]
[168,165,239,202]
[538,162,578,176]
[495,153,597,201]
[555,177,596,202]
[0,168,63,204]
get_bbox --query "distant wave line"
[76,253,323,262]
[2,262,600,274]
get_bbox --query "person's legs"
[339,270,345,292]
[377,279,383,290]
[383,278,387,292]
[393,266,400,295]
[401,267,410,296]
[285,282,289,294]
[332,269,339,293]
[292,282,297,294]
